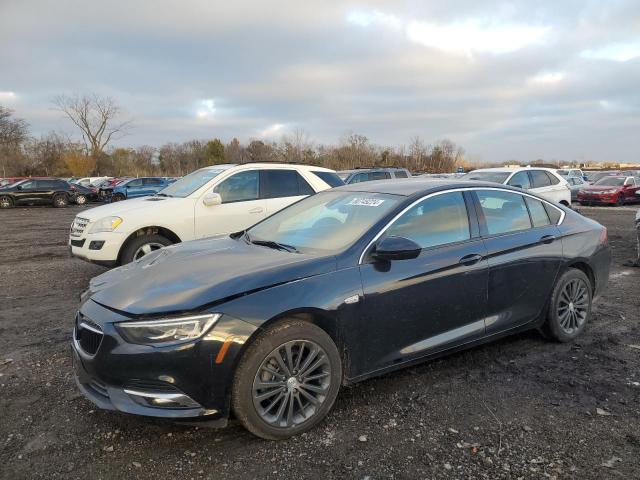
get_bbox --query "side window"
[507,171,531,189]
[350,173,369,184]
[544,203,562,224]
[35,180,52,189]
[530,170,551,188]
[213,170,259,203]
[545,172,560,185]
[143,178,161,186]
[19,180,35,189]
[385,192,470,249]
[127,179,143,187]
[476,190,532,235]
[297,173,315,196]
[394,171,408,179]
[261,170,304,199]
[369,171,391,181]
[524,197,550,227]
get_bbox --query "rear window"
[525,197,551,227]
[543,203,562,224]
[311,171,344,188]
[545,172,560,185]
[261,170,314,199]
[530,170,551,188]
[477,190,532,235]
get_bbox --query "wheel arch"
[117,226,182,264]
[564,260,596,293]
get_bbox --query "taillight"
[599,227,608,245]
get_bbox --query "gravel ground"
[0,204,639,480]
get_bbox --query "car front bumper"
[577,194,618,204]
[71,299,258,423]
[69,232,126,266]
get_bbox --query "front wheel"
[542,269,592,342]
[232,320,342,440]
[75,194,87,205]
[120,233,173,264]
[0,195,13,209]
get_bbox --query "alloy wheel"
[252,340,332,428]
[133,242,165,260]
[557,278,589,334]
[0,196,11,208]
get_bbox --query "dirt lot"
[0,205,639,479]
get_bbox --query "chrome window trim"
[358,187,565,265]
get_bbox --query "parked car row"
[70,169,611,439]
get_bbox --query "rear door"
[472,189,563,334]
[356,191,488,376]
[194,169,266,238]
[261,169,315,216]
[142,177,163,196]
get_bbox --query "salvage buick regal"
[72,179,610,439]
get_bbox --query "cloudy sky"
[1,0,639,163]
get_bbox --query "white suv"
[69,163,343,266]
[461,167,571,206]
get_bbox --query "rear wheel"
[542,269,592,342]
[0,195,13,209]
[52,194,68,208]
[120,233,173,264]
[232,320,342,440]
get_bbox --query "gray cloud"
[1,0,639,163]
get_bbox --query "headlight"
[116,313,221,345]
[89,216,123,233]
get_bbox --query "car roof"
[333,178,512,196]
[199,163,335,173]
[469,166,558,173]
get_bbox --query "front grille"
[75,314,103,355]
[70,239,85,248]
[70,217,90,238]
[125,380,178,392]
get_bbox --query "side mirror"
[372,236,421,261]
[202,192,222,206]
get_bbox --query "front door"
[194,169,267,238]
[354,191,489,377]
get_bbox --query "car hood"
[80,196,190,220]
[581,185,622,193]
[87,235,337,316]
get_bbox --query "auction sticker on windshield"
[348,198,385,207]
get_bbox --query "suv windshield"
[595,177,625,186]
[460,171,511,184]
[158,168,227,198]
[246,191,401,254]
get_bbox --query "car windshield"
[595,177,625,186]
[158,168,227,198]
[460,171,511,184]
[557,170,570,175]
[246,190,402,254]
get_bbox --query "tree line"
[0,95,471,178]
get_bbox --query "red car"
[577,176,640,206]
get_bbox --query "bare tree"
[0,106,29,147]
[53,94,131,158]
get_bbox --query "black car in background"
[0,178,78,208]
[71,183,100,205]
[72,180,610,439]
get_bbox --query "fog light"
[124,388,200,409]
[89,241,105,250]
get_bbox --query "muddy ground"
[0,205,639,479]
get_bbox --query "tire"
[542,269,592,342]
[616,194,625,206]
[0,195,13,209]
[120,233,173,264]
[52,194,69,208]
[112,193,125,202]
[232,320,342,440]
[75,194,87,205]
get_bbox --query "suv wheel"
[232,320,342,440]
[52,194,69,208]
[120,233,173,264]
[0,195,13,209]
[542,269,592,342]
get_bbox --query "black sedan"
[72,180,611,439]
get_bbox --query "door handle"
[249,207,264,214]
[540,235,556,244]
[459,253,483,266]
